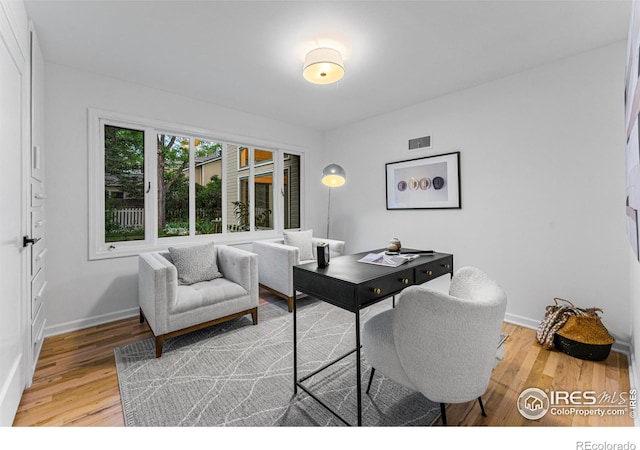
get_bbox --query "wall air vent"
[408,135,432,151]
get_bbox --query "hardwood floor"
[435,322,634,426]
[13,312,153,426]
[13,290,634,427]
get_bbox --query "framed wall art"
[385,151,461,210]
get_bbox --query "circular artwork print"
[397,180,407,191]
[408,177,419,190]
[432,176,445,190]
[419,177,430,190]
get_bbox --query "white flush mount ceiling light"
[303,47,344,84]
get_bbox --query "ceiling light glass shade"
[303,48,344,84]
[321,163,346,187]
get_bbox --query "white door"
[0,9,27,426]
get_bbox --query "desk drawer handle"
[425,270,433,276]
[373,288,382,295]
[402,278,410,284]
[442,264,451,269]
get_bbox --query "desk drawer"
[414,255,454,284]
[359,268,413,305]
[293,267,357,310]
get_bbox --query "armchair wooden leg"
[440,403,447,426]
[478,396,487,417]
[251,307,258,325]
[139,307,145,324]
[366,368,376,394]
[287,296,294,313]
[155,336,164,358]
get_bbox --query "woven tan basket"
[554,298,614,361]
[556,315,615,345]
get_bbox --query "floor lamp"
[321,164,346,239]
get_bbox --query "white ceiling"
[24,0,631,132]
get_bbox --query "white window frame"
[88,108,305,260]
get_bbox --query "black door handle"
[23,236,41,247]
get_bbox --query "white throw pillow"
[168,242,223,285]
[283,229,314,261]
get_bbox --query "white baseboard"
[504,312,631,353]
[43,307,140,338]
[504,312,540,330]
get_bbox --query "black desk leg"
[293,290,297,394]
[355,307,362,426]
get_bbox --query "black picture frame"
[385,151,461,210]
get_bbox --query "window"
[157,133,190,237]
[103,125,146,243]
[228,146,276,233]
[194,139,223,235]
[155,134,224,237]
[89,109,304,259]
[283,153,301,229]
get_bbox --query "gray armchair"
[363,266,507,425]
[252,233,345,312]
[138,243,259,357]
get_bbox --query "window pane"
[104,125,145,242]
[284,153,301,229]
[157,134,190,237]
[239,146,249,168]
[228,144,247,232]
[254,149,273,230]
[194,139,223,235]
[254,149,273,165]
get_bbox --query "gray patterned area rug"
[114,297,441,427]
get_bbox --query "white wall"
[321,42,632,346]
[43,63,323,335]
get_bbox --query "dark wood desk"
[292,249,453,426]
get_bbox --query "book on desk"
[357,251,421,267]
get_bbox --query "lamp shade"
[321,164,346,187]
[303,48,344,85]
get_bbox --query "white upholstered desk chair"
[362,266,507,425]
